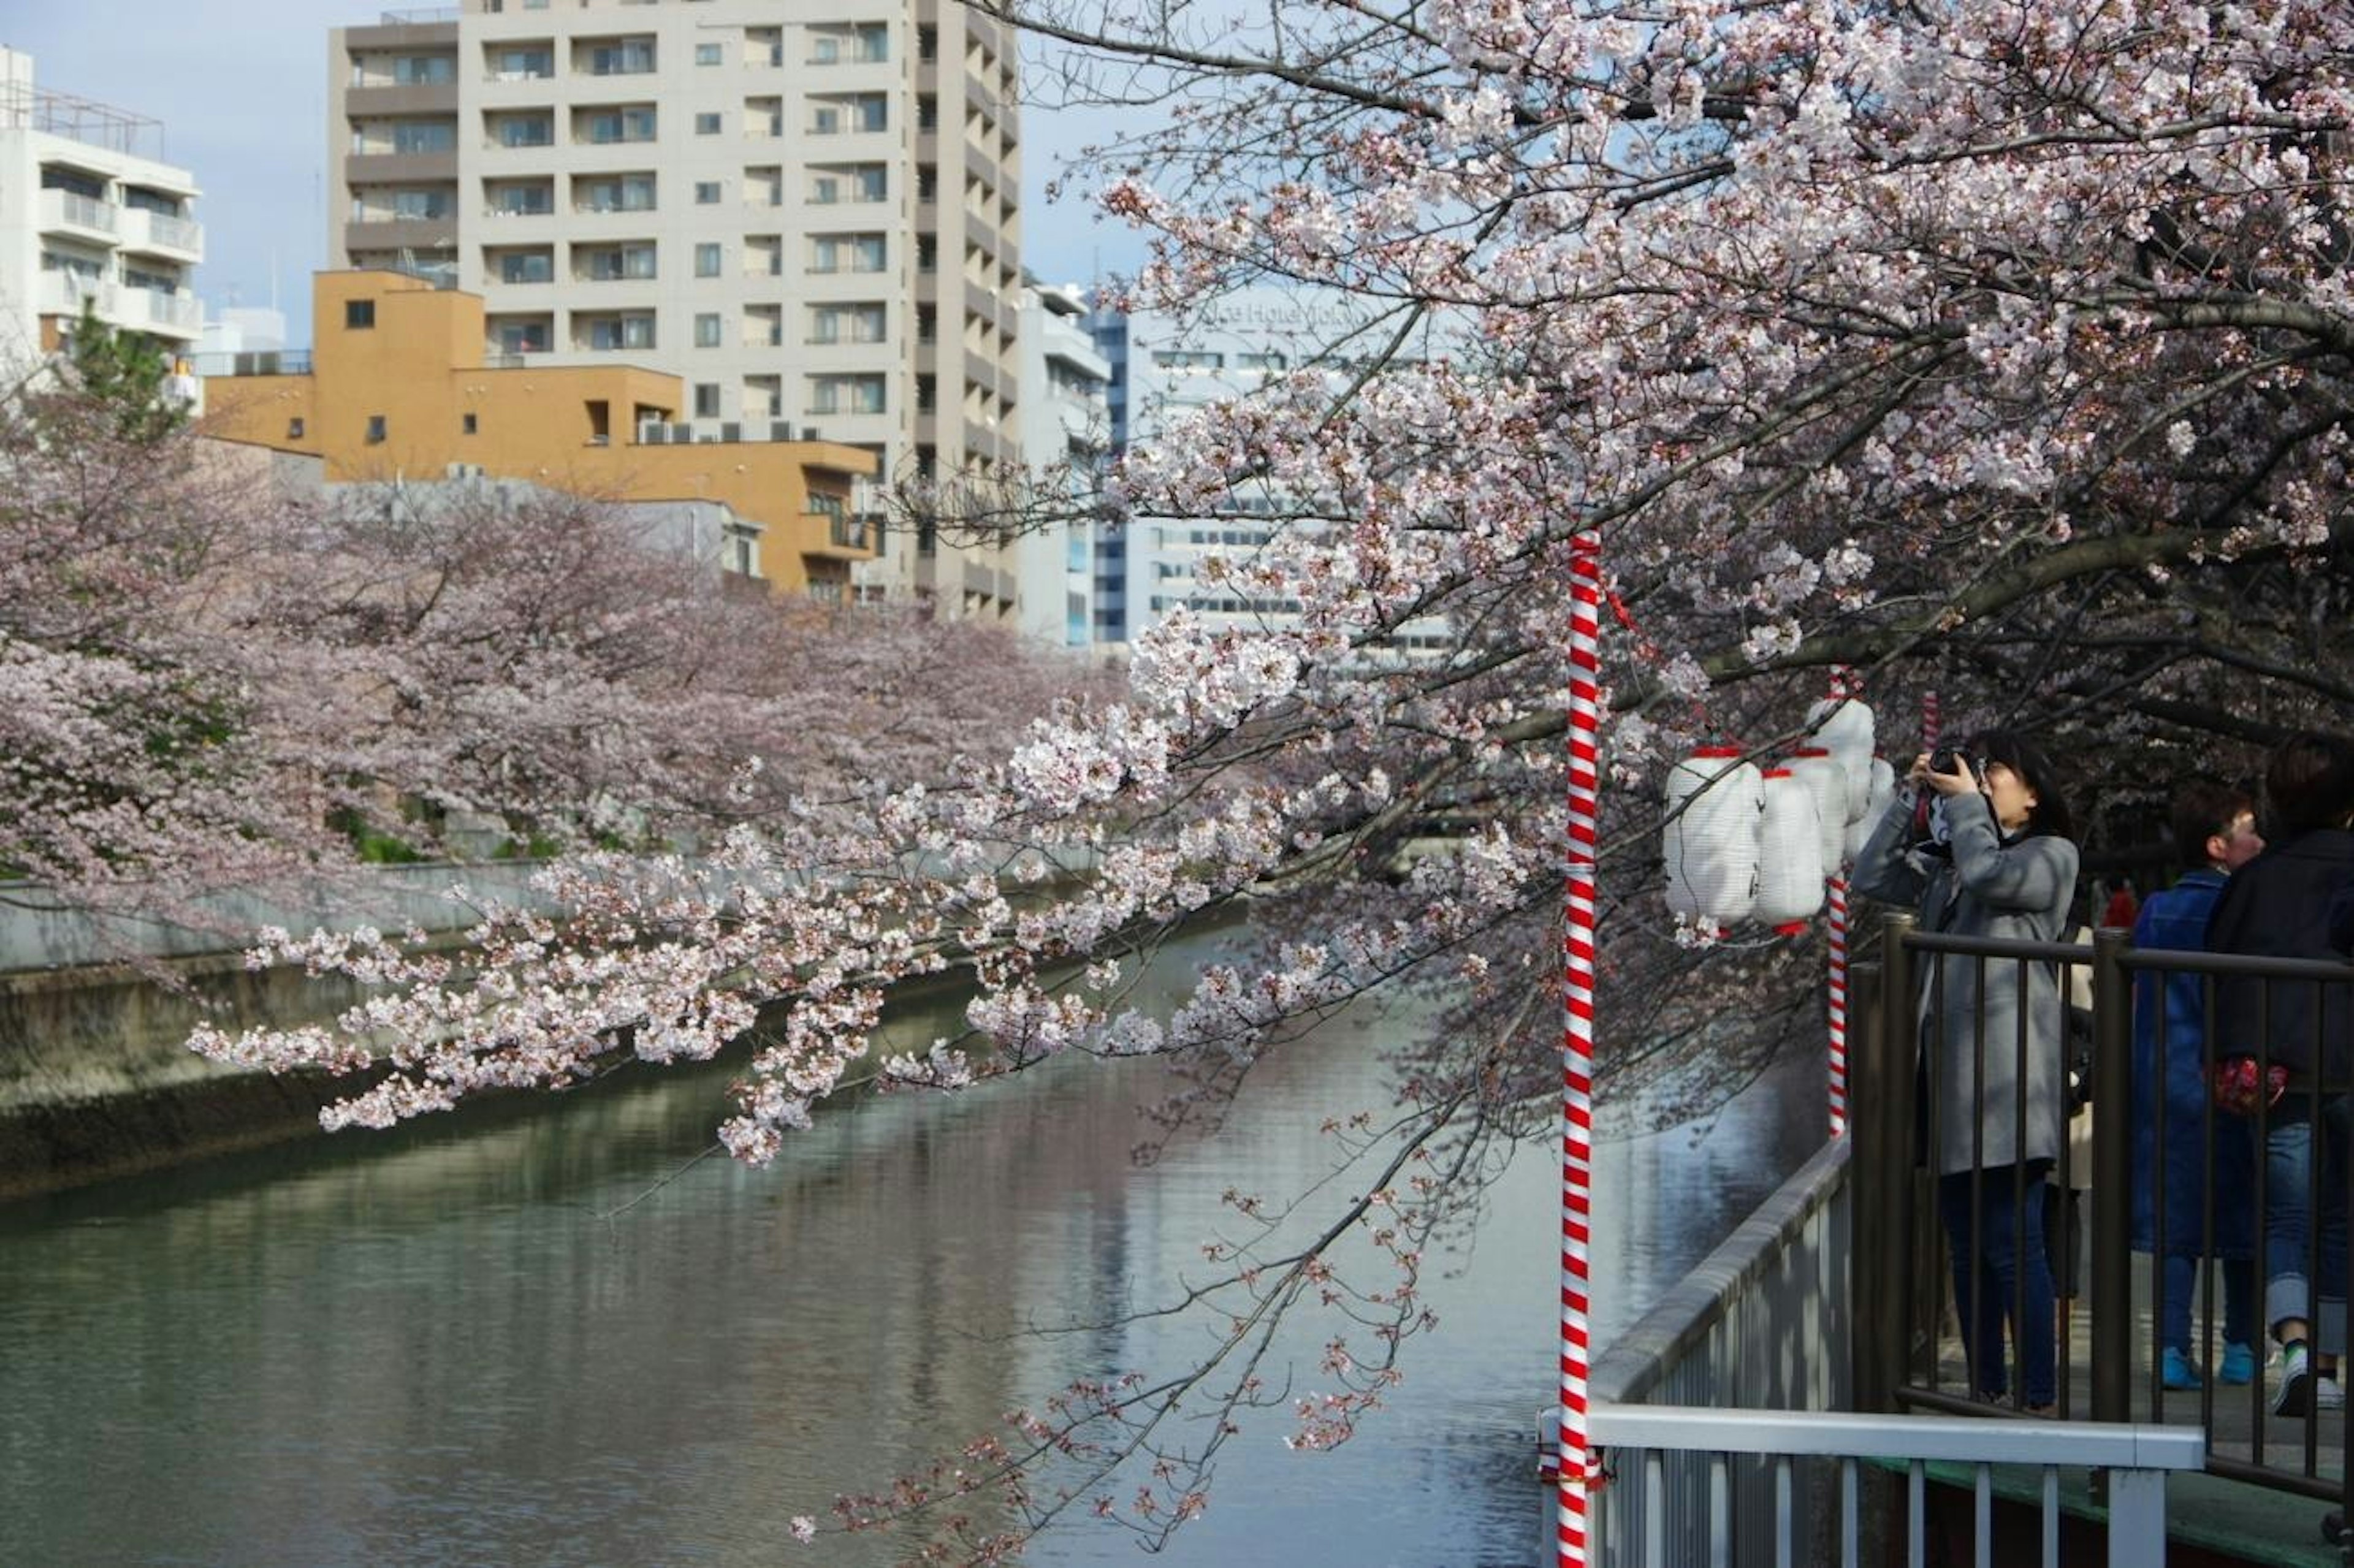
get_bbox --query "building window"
[288,417,305,439]
[1237,351,1287,371]
[346,300,376,329]
[576,175,656,213]
[587,40,655,76]
[810,302,886,344]
[490,46,552,80]
[489,180,554,215]
[695,243,722,277]
[695,181,722,204]
[808,373,886,416]
[390,55,455,86]
[581,242,658,281]
[696,313,722,348]
[918,25,937,61]
[1152,349,1224,370]
[695,42,723,66]
[695,383,721,418]
[366,414,387,443]
[391,121,457,155]
[491,112,553,148]
[580,106,656,144]
[462,412,479,435]
[695,111,722,135]
[498,249,552,284]
[810,234,885,273]
[584,314,656,351]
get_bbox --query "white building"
[326,1,1025,613]
[1013,280,1108,649]
[0,48,204,370]
[1087,287,1450,655]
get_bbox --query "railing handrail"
[1591,1402,2206,1471]
[1902,923,2354,983]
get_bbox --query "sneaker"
[2220,1342,2257,1386]
[2162,1347,2200,1391]
[2274,1344,2342,1416]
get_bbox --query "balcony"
[343,151,457,185]
[38,189,116,243]
[343,216,456,254]
[37,273,115,318]
[117,287,204,338]
[120,208,204,262]
[343,82,459,118]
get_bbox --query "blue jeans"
[2160,1254,2257,1355]
[1938,1161,2057,1406]
[2264,1098,2350,1349]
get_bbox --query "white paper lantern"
[1662,746,1762,924]
[1807,696,1876,821]
[1783,747,1848,873]
[1754,769,1827,931]
[1845,757,1896,862]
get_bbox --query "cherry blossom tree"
[1,375,1089,941]
[189,0,2354,1556]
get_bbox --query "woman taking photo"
[1855,729,2079,1412]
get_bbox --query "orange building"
[201,272,880,596]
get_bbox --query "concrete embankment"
[0,865,556,1201]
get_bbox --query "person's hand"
[1921,752,1980,797]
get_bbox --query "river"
[0,927,1823,1566]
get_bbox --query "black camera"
[1929,747,1979,777]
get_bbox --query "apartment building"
[326,0,1023,611]
[1086,287,1452,655]
[1012,280,1108,648]
[0,48,203,366]
[203,270,880,595]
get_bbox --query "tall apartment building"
[1085,287,1452,655]
[0,48,204,367]
[326,0,1024,609]
[1012,279,1108,648]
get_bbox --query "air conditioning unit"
[801,425,821,441]
[720,421,741,443]
[640,424,667,444]
[770,420,794,443]
[671,423,693,443]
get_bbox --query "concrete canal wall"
[0,865,555,1201]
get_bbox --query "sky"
[0,0,1143,344]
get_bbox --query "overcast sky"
[1,0,1140,342]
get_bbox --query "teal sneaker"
[2162,1347,2201,1390]
[2220,1341,2257,1386]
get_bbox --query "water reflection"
[0,935,1823,1567]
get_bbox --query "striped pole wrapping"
[1826,663,1854,1138]
[1827,873,1849,1136]
[1922,688,1941,750]
[1560,531,1603,1568]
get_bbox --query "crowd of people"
[1853,727,2354,1419]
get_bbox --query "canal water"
[0,929,1823,1566]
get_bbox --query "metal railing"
[1588,1404,2203,1568]
[1854,915,2354,1519]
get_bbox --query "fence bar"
[2107,1466,2168,1568]
[2041,1465,2059,1568]
[1841,1456,1859,1568]
[2090,926,2134,1426]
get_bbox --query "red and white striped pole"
[1560,531,1604,1568]
[1826,666,1854,1138]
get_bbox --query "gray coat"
[1853,790,2079,1176]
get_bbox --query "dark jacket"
[1854,789,2079,1175]
[2130,870,2255,1258]
[2203,828,2354,1095]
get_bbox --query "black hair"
[2265,731,2354,834]
[1966,728,2074,841]
[2168,777,2253,870]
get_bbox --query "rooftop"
[0,69,170,164]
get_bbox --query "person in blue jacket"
[2132,779,2265,1390]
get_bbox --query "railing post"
[1852,957,1896,1413]
[2090,925,2135,1426]
[1878,913,1924,1396]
